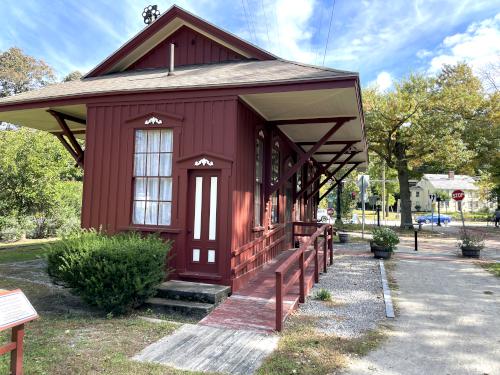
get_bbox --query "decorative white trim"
[145,116,163,125]
[194,158,214,167]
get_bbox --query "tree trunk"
[395,143,413,228]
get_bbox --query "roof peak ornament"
[142,5,161,25]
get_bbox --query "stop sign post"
[452,189,466,228]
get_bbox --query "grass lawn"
[0,276,204,375]
[482,262,500,277]
[0,238,57,263]
[258,316,386,375]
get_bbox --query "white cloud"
[416,49,432,59]
[427,13,500,78]
[368,71,393,92]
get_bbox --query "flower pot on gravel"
[339,233,349,243]
[371,243,392,259]
[371,227,399,260]
[458,229,484,259]
[461,246,481,259]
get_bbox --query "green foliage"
[371,227,399,251]
[364,63,497,227]
[458,229,485,250]
[62,71,82,82]
[47,230,172,314]
[0,47,54,97]
[314,288,332,301]
[0,128,82,238]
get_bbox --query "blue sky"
[0,0,498,89]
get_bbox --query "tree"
[364,64,487,227]
[0,128,82,218]
[63,70,82,82]
[0,47,54,97]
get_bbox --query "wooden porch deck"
[200,246,328,332]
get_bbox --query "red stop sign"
[452,190,465,201]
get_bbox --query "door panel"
[186,170,220,274]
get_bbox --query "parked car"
[416,214,452,225]
[316,208,329,222]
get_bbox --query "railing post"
[323,228,327,273]
[314,238,319,283]
[329,226,334,265]
[10,324,24,375]
[292,222,295,248]
[299,251,305,303]
[276,272,283,331]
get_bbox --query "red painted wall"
[82,96,238,285]
[127,26,246,71]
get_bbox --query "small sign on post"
[452,189,466,229]
[0,289,39,375]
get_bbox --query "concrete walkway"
[343,256,500,375]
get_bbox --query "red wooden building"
[0,6,367,291]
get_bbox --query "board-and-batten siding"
[81,98,237,282]
[127,26,246,71]
[232,101,264,250]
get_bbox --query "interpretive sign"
[0,289,38,331]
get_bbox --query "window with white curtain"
[132,129,173,226]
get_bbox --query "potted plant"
[371,227,399,259]
[336,220,349,243]
[458,230,484,258]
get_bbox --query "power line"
[322,0,336,66]
[245,0,259,44]
[261,0,271,49]
[241,0,255,43]
[273,1,282,56]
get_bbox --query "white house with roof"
[410,171,488,212]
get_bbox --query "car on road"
[416,214,452,225]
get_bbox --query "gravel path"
[298,245,386,338]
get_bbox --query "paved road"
[343,256,500,375]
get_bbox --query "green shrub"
[372,227,399,251]
[0,215,25,242]
[314,288,332,301]
[47,230,172,314]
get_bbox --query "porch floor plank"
[200,248,326,332]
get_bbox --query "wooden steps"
[144,280,231,318]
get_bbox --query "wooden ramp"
[201,248,326,332]
[133,323,278,374]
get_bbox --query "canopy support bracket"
[48,110,84,168]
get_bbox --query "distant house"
[410,171,489,212]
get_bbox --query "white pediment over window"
[145,116,163,125]
[194,158,214,167]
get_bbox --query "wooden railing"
[231,224,286,282]
[275,223,334,331]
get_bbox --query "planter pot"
[339,233,349,243]
[461,246,482,259]
[372,244,392,259]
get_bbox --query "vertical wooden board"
[89,106,104,227]
[106,106,121,232]
[81,106,96,228]
[98,107,113,229]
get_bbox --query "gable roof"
[85,5,277,78]
[0,60,357,107]
[423,174,478,190]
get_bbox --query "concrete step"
[144,297,215,318]
[155,280,231,304]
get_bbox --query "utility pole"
[382,161,386,220]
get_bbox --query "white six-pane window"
[133,129,173,226]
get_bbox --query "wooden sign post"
[0,289,39,375]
